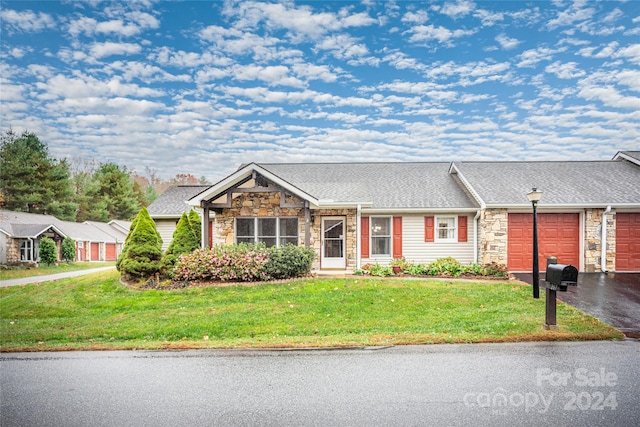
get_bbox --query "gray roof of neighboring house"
[0,210,129,242]
[257,162,479,210]
[452,160,640,207]
[614,151,640,166]
[147,185,210,217]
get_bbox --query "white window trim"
[435,215,457,242]
[235,217,299,247]
[370,216,392,257]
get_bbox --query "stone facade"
[584,208,616,272]
[208,191,359,270]
[478,208,508,266]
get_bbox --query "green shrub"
[162,211,200,275]
[39,237,57,265]
[187,209,201,244]
[406,263,429,276]
[173,244,270,282]
[369,263,393,277]
[427,257,463,277]
[117,207,163,280]
[263,244,316,279]
[61,237,76,262]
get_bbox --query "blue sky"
[1,1,639,182]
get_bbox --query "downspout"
[356,204,361,270]
[601,206,611,273]
[473,210,481,264]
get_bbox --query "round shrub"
[263,244,316,280]
[39,237,57,265]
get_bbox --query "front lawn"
[0,270,623,351]
[0,262,115,281]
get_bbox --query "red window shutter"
[209,220,213,249]
[361,217,370,258]
[458,216,468,242]
[425,216,434,242]
[393,216,403,258]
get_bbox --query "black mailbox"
[545,263,578,291]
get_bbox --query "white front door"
[321,217,346,269]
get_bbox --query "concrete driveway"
[514,272,640,338]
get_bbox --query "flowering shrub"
[173,244,271,282]
[172,243,316,283]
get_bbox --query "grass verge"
[0,262,115,281]
[0,270,623,352]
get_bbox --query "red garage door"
[616,213,640,271]
[105,243,117,261]
[91,242,100,261]
[508,213,580,271]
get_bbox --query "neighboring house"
[147,153,640,273]
[147,185,210,251]
[0,210,130,265]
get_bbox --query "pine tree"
[0,130,77,220]
[116,207,163,280]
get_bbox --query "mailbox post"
[540,256,578,330]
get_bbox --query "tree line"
[0,130,208,221]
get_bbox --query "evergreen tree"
[39,237,58,265]
[85,163,140,221]
[187,209,202,246]
[0,130,77,220]
[162,211,200,273]
[116,207,163,280]
[61,237,76,262]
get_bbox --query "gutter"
[473,210,481,264]
[601,206,611,272]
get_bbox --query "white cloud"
[545,61,586,79]
[495,33,520,50]
[1,9,56,33]
[614,44,640,64]
[89,42,142,58]
[516,47,557,68]
[434,0,476,18]
[406,24,475,45]
[401,10,429,24]
[546,1,595,30]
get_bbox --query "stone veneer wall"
[311,208,358,270]
[584,208,616,272]
[478,208,508,267]
[209,192,358,270]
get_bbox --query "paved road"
[0,266,115,287]
[2,341,639,426]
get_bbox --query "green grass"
[0,262,115,281]
[0,270,623,351]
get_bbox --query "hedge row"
[173,243,315,282]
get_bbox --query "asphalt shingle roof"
[257,162,479,209]
[453,161,640,206]
[147,185,210,216]
[0,210,128,242]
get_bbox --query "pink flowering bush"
[173,244,271,282]
[172,243,317,283]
